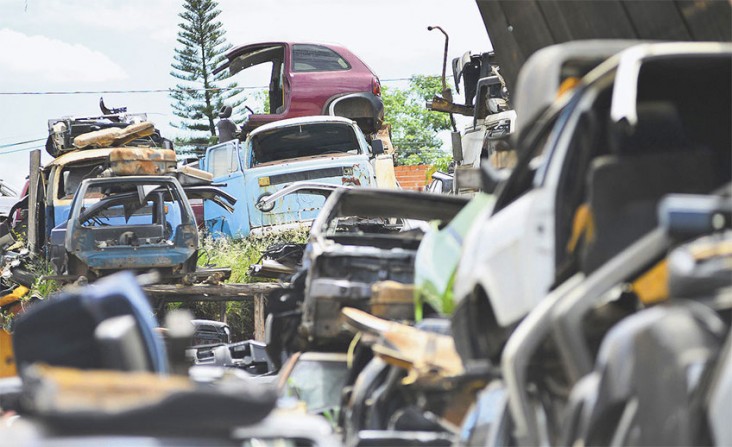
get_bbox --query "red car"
[214,42,384,135]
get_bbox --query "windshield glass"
[249,123,360,166]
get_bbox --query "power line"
[0,77,419,96]
[0,87,262,96]
[0,138,46,149]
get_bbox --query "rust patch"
[109,148,177,176]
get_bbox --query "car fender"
[454,191,542,327]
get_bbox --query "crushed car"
[299,187,469,349]
[5,104,236,285]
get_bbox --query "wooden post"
[27,149,41,253]
[142,283,280,342]
[253,293,266,341]
[219,301,227,324]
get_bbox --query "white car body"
[454,42,732,330]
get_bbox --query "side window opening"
[292,44,351,72]
[493,113,559,213]
[228,45,285,115]
[555,87,612,277]
[58,162,107,200]
[209,144,239,178]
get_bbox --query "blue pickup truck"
[203,116,388,237]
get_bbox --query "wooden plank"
[143,283,283,303]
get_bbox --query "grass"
[179,228,310,340]
[197,228,308,283]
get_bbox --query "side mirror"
[480,159,509,194]
[371,139,385,156]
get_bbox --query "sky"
[0,0,491,190]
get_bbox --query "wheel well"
[467,286,512,362]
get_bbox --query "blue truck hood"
[246,154,374,231]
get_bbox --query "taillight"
[372,77,381,96]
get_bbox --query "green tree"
[383,75,452,169]
[170,0,240,150]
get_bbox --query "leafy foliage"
[383,75,453,168]
[169,0,242,150]
[186,229,309,341]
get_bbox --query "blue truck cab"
[203,116,382,237]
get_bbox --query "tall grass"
[182,229,309,340]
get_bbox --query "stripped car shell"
[52,176,199,280]
[299,188,469,347]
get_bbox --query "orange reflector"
[258,177,271,187]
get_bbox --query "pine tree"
[170,0,240,150]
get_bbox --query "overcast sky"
[0,0,491,190]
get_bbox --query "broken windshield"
[249,123,361,166]
[75,181,185,244]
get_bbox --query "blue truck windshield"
[250,123,360,166]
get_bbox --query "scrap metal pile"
[0,28,731,447]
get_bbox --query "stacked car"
[1,26,731,447]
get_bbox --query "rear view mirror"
[659,192,732,239]
[371,139,385,155]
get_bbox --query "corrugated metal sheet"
[475,0,732,91]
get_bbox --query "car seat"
[581,101,723,274]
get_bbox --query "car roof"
[514,40,642,139]
[80,175,178,185]
[311,187,470,237]
[47,148,117,167]
[225,41,350,57]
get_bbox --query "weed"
[185,229,309,340]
